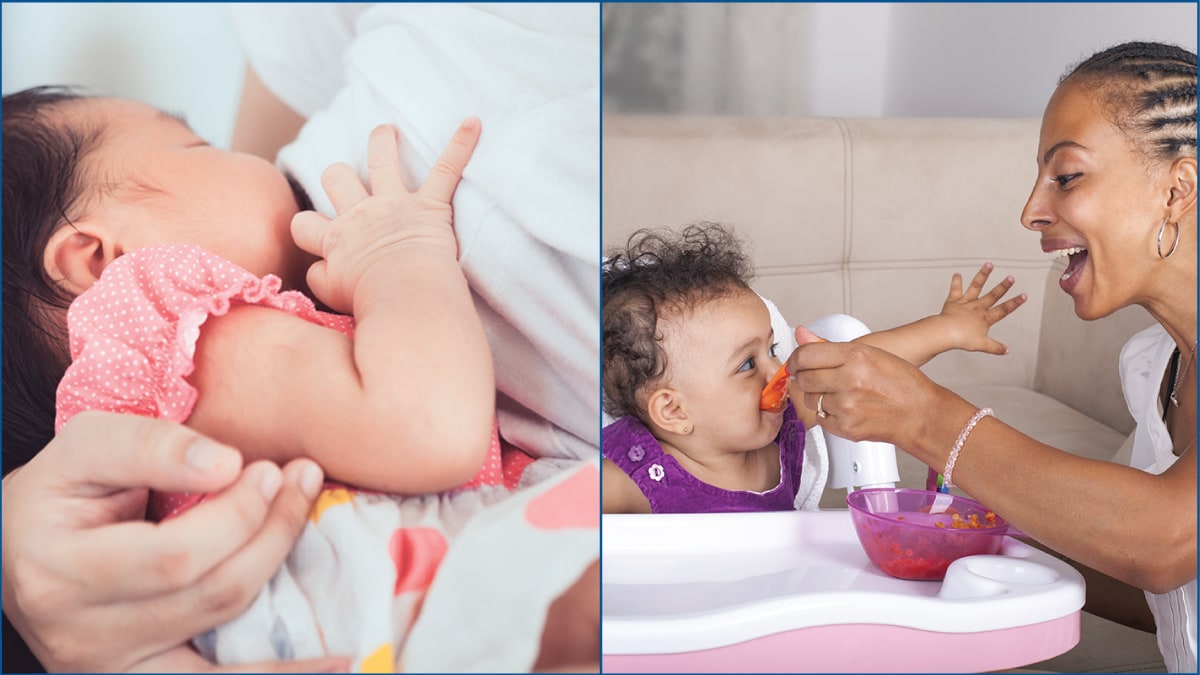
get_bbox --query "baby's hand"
[938,263,1026,355]
[291,119,481,314]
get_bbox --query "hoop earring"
[1157,217,1180,259]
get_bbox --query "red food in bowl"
[847,488,1010,581]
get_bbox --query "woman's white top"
[228,4,599,462]
[1119,323,1197,673]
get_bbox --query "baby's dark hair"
[1061,41,1197,162]
[2,86,97,475]
[602,222,755,421]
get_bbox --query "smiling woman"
[785,40,1197,674]
[1021,44,1198,320]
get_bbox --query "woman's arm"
[230,65,307,161]
[1026,538,1157,633]
[188,121,494,495]
[1,412,346,673]
[788,341,1197,593]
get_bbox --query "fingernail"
[462,116,479,130]
[185,439,235,472]
[298,463,323,499]
[258,466,282,501]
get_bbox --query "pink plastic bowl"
[846,488,1010,581]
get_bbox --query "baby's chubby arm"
[187,121,493,494]
[786,264,1023,429]
[852,263,1026,367]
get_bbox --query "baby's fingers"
[977,336,1010,355]
[320,162,369,214]
[963,263,996,300]
[420,117,482,204]
[365,124,405,196]
[945,272,964,301]
[987,292,1028,324]
[981,274,1017,305]
[291,211,331,257]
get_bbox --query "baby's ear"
[646,388,690,436]
[43,224,120,297]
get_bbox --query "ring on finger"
[816,393,829,419]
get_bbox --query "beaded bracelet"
[944,407,993,489]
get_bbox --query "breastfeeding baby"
[2,87,597,672]
[601,223,1026,514]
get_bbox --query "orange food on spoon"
[759,338,825,412]
[760,364,791,412]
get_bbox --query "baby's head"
[602,223,785,451]
[2,87,313,471]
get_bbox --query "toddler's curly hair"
[602,222,755,421]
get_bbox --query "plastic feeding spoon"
[760,364,791,413]
[759,338,826,413]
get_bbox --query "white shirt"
[1120,323,1197,673]
[229,4,599,461]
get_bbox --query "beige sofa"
[603,115,1163,672]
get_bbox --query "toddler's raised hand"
[938,263,1027,355]
[291,119,481,314]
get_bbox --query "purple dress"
[602,401,806,513]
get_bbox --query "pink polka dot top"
[54,243,502,520]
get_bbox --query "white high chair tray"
[603,509,1084,673]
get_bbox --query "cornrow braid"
[1063,41,1197,161]
[601,223,755,421]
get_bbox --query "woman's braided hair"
[1062,41,1197,162]
[601,222,755,421]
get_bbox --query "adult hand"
[291,119,481,314]
[787,334,961,454]
[2,411,348,673]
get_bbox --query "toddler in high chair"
[2,87,597,672]
[600,223,1026,514]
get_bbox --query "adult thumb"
[51,411,245,497]
[794,324,825,346]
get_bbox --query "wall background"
[2,3,245,148]
[6,3,1196,141]
[603,2,1199,117]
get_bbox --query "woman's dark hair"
[2,86,98,475]
[1061,41,1197,162]
[601,222,755,421]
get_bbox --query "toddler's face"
[658,289,786,452]
[65,98,316,294]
